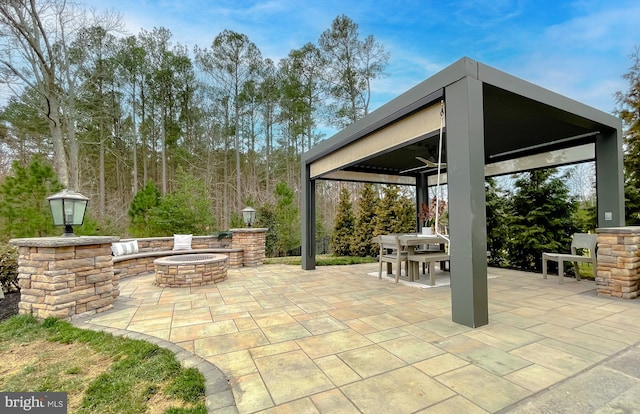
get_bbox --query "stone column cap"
[596,226,640,234]
[229,228,268,233]
[9,235,120,247]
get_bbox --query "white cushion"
[111,240,138,256]
[173,234,192,251]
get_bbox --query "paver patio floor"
[75,263,640,413]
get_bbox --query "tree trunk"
[46,94,70,188]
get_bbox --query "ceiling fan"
[400,156,446,174]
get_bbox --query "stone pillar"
[596,227,640,299]
[9,236,120,320]
[230,228,267,267]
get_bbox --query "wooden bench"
[408,252,451,285]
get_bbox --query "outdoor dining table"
[397,233,450,281]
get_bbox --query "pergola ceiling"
[337,83,607,180]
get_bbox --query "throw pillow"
[111,240,138,256]
[173,234,192,251]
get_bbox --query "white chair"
[378,235,408,283]
[542,233,598,284]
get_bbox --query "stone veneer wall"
[154,255,228,287]
[113,249,243,279]
[9,236,119,319]
[596,227,640,299]
[230,228,267,267]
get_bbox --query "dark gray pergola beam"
[596,129,625,226]
[445,75,489,328]
[301,165,316,270]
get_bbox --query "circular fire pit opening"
[154,253,228,287]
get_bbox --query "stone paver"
[72,263,640,413]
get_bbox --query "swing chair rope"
[434,100,451,250]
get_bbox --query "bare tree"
[195,30,262,219]
[0,0,122,190]
[0,0,71,186]
[318,15,389,127]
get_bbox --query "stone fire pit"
[154,254,228,287]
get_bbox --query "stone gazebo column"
[9,236,119,320]
[230,228,268,267]
[596,227,640,299]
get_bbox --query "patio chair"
[542,233,598,284]
[378,234,409,283]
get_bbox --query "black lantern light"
[47,189,89,237]
[241,206,256,228]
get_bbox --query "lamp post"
[241,207,256,228]
[47,189,89,237]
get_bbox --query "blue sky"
[93,0,639,115]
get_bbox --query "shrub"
[0,243,19,293]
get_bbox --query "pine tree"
[128,181,161,237]
[615,46,640,224]
[330,187,355,256]
[274,182,300,256]
[351,183,379,257]
[507,169,578,271]
[148,169,217,236]
[0,157,64,239]
[485,178,509,266]
[374,185,415,236]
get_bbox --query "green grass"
[0,315,206,414]
[577,262,595,278]
[265,254,378,266]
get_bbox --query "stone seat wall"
[10,229,267,320]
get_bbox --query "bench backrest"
[571,233,597,255]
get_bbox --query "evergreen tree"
[256,203,278,257]
[273,182,300,256]
[351,183,379,257]
[0,157,64,240]
[485,178,509,266]
[330,187,355,256]
[614,46,640,224]
[374,185,415,235]
[573,201,597,233]
[148,169,217,236]
[507,169,578,272]
[128,181,161,237]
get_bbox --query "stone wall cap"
[120,235,230,242]
[9,236,120,247]
[229,228,268,233]
[596,226,640,234]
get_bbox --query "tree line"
[0,1,388,240]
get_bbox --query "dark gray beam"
[445,75,489,328]
[301,164,316,270]
[416,174,428,230]
[596,128,625,226]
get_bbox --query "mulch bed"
[0,291,20,322]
